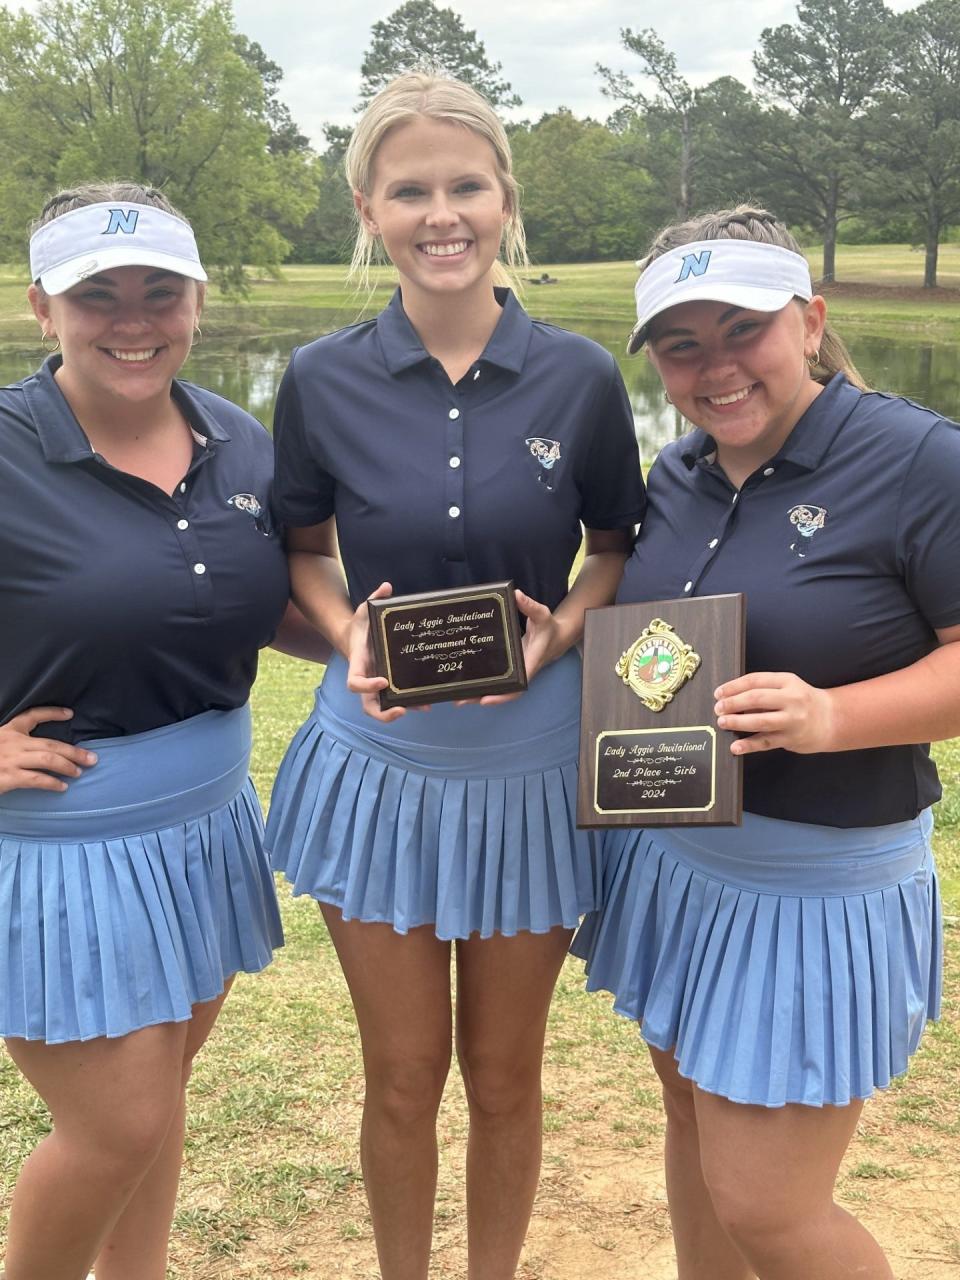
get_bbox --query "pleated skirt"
[571,810,941,1108]
[266,651,599,939]
[0,705,283,1044]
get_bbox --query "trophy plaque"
[578,594,745,827]
[368,580,527,710]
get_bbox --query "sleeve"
[896,419,960,629]
[578,358,647,530]
[271,353,337,527]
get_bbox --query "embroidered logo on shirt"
[525,437,562,491]
[788,504,827,557]
[227,492,269,535]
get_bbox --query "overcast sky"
[231,0,917,146]
[15,0,917,147]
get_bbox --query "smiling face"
[646,296,827,484]
[29,265,202,411]
[355,115,509,309]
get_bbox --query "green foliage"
[511,111,662,262]
[284,153,355,266]
[750,0,896,280]
[859,0,960,286]
[597,28,698,219]
[0,0,315,291]
[597,31,772,227]
[357,0,520,107]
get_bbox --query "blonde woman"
[265,72,645,1279]
[574,206,958,1279]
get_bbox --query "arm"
[286,520,402,723]
[0,707,98,794]
[270,600,332,664]
[714,624,960,755]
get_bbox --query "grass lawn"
[2,648,957,1278]
[1,243,959,351]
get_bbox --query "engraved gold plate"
[615,617,702,712]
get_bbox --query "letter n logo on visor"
[676,249,711,282]
[103,208,139,235]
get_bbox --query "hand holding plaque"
[578,594,746,827]
[367,581,528,710]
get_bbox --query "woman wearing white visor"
[573,206,960,1278]
[0,183,324,1280]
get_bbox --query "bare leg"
[92,985,232,1280]
[696,1088,894,1279]
[3,1022,188,1280]
[455,926,573,1280]
[647,1046,751,1280]
[321,907,453,1280]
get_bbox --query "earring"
[806,348,821,367]
[192,322,202,347]
[664,391,672,404]
[40,329,60,353]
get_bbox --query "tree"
[358,0,520,107]
[597,29,698,219]
[234,34,310,156]
[0,0,315,290]
[285,138,356,264]
[510,110,659,262]
[860,0,960,286]
[752,0,895,281]
[597,30,761,222]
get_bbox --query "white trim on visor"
[627,239,813,354]
[29,201,207,295]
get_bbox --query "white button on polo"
[763,466,775,476]
[684,581,693,592]
[179,482,187,493]
[448,408,460,420]
[732,493,739,504]
[708,538,719,549]
[177,519,189,531]
[449,456,461,468]
[193,563,206,575]
[448,505,461,518]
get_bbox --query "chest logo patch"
[615,618,702,712]
[525,437,562,491]
[788,504,827,558]
[227,492,269,534]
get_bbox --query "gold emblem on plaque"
[615,618,701,712]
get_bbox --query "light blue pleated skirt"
[0,705,283,1044]
[266,651,599,939]
[571,810,941,1108]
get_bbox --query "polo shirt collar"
[24,355,230,463]
[376,286,533,375]
[681,373,862,473]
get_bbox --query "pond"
[3,305,959,460]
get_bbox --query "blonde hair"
[639,204,867,390]
[344,70,528,289]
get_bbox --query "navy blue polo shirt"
[0,358,290,744]
[618,374,960,827]
[273,288,645,609]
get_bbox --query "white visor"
[29,200,207,295]
[627,238,813,354]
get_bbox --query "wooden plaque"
[577,594,746,827]
[368,580,527,710]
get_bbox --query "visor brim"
[626,284,798,355]
[39,247,208,295]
